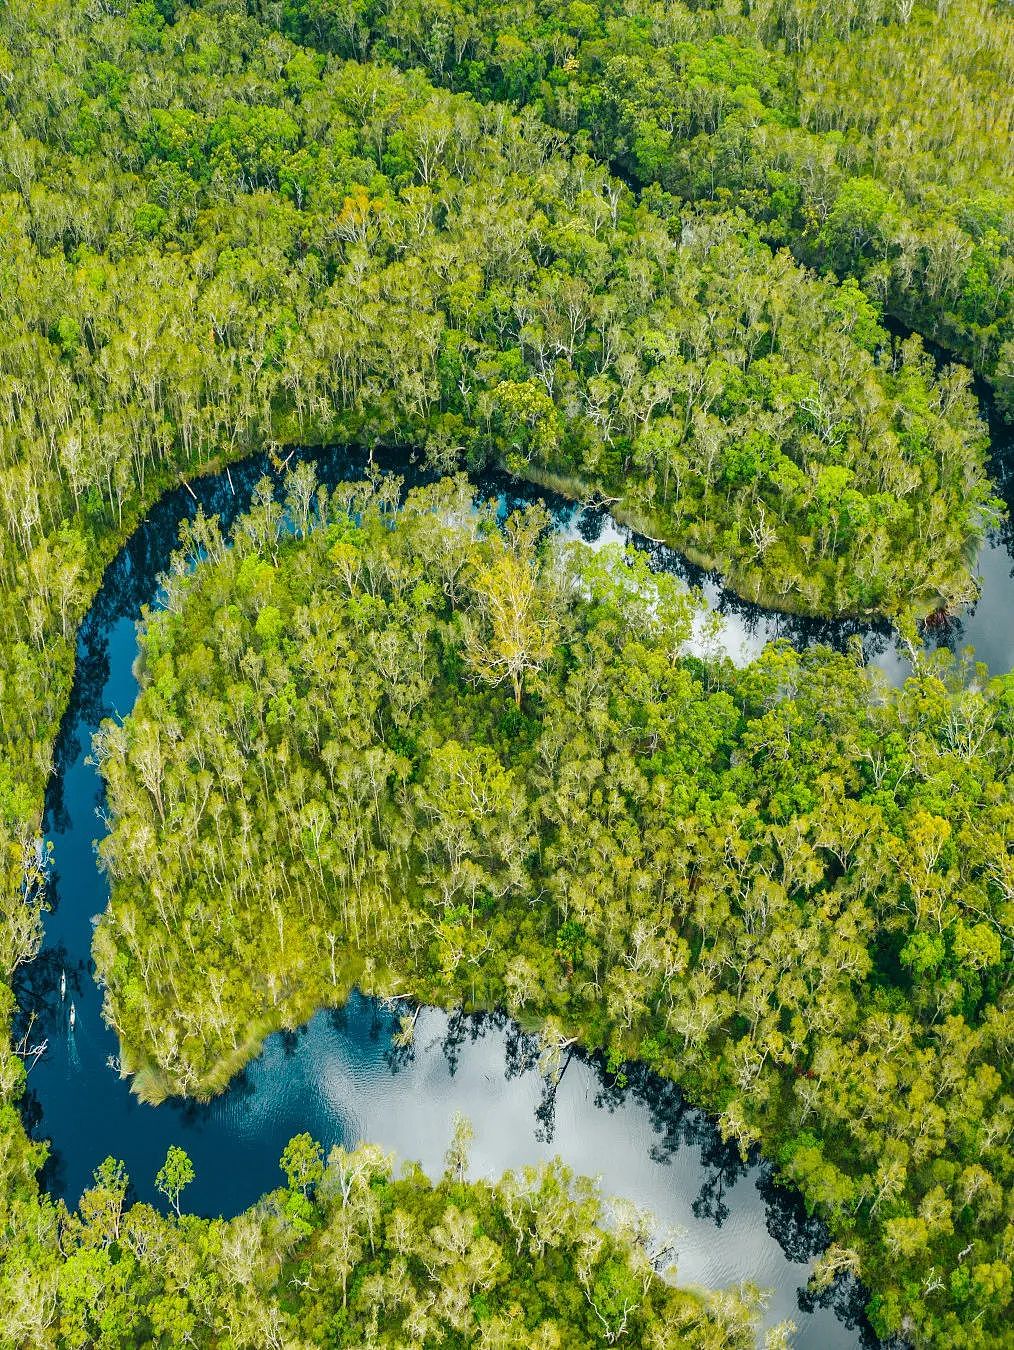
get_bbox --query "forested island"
[0,0,1010,1346]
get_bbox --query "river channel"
[19,411,1013,1346]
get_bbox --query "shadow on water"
[17,427,1013,1346]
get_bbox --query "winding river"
[17,405,1013,1347]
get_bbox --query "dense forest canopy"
[0,0,999,1000]
[0,0,1009,1345]
[94,473,1014,1346]
[0,0,994,943]
[281,0,1014,414]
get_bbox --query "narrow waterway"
[18,416,1013,1347]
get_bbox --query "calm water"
[18,416,1012,1346]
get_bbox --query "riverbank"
[516,461,980,624]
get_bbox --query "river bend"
[20,425,1014,1347]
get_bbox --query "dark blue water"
[17,427,1013,1346]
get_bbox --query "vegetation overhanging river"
[16,407,1014,1348]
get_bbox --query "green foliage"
[155,1145,195,1217]
[95,473,1014,1346]
[6,1133,758,1346]
[282,0,1014,409]
[0,2,1006,1348]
